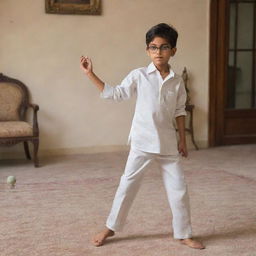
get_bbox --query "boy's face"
[146,37,176,68]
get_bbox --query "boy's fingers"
[81,58,88,65]
[180,149,187,157]
[80,56,89,61]
[80,56,91,63]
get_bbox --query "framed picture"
[45,0,101,15]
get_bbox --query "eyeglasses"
[147,45,171,53]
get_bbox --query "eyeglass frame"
[147,44,173,53]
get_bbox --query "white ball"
[7,176,16,186]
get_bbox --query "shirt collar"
[146,62,175,78]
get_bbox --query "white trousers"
[106,147,193,239]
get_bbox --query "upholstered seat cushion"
[0,121,33,138]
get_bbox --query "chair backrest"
[182,67,191,105]
[0,74,29,121]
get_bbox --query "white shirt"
[101,62,187,155]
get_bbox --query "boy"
[80,23,205,250]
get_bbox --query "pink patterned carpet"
[1,145,256,256]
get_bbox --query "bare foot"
[91,228,115,247]
[180,238,205,249]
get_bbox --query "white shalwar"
[100,62,192,239]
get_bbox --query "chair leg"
[23,141,31,160]
[189,108,199,150]
[191,131,199,150]
[32,139,39,167]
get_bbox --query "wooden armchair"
[174,68,199,150]
[182,67,199,150]
[0,73,39,167]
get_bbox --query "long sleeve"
[174,79,187,118]
[100,70,137,101]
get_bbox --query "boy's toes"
[95,240,102,247]
[180,238,205,249]
[92,237,103,247]
[91,229,115,247]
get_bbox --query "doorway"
[209,0,256,146]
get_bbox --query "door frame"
[209,0,229,146]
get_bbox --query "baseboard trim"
[0,145,130,159]
[0,140,208,160]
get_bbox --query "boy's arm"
[176,115,188,157]
[174,79,188,157]
[80,56,105,92]
[80,56,136,100]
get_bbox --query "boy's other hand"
[178,141,188,157]
[80,56,93,75]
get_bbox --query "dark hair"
[146,23,178,48]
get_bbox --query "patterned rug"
[1,145,256,256]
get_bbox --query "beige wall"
[0,0,210,157]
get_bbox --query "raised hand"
[80,56,93,75]
[80,55,105,91]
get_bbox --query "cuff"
[100,84,114,99]
[175,110,187,118]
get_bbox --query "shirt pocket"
[163,90,177,114]
[164,90,176,104]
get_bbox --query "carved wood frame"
[45,0,101,15]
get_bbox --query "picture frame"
[45,0,101,15]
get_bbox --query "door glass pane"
[235,52,252,109]
[227,52,236,108]
[237,3,254,49]
[229,3,236,49]
[228,51,235,66]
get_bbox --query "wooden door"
[209,0,256,146]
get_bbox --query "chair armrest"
[28,103,39,136]
[185,104,194,111]
[28,103,39,112]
